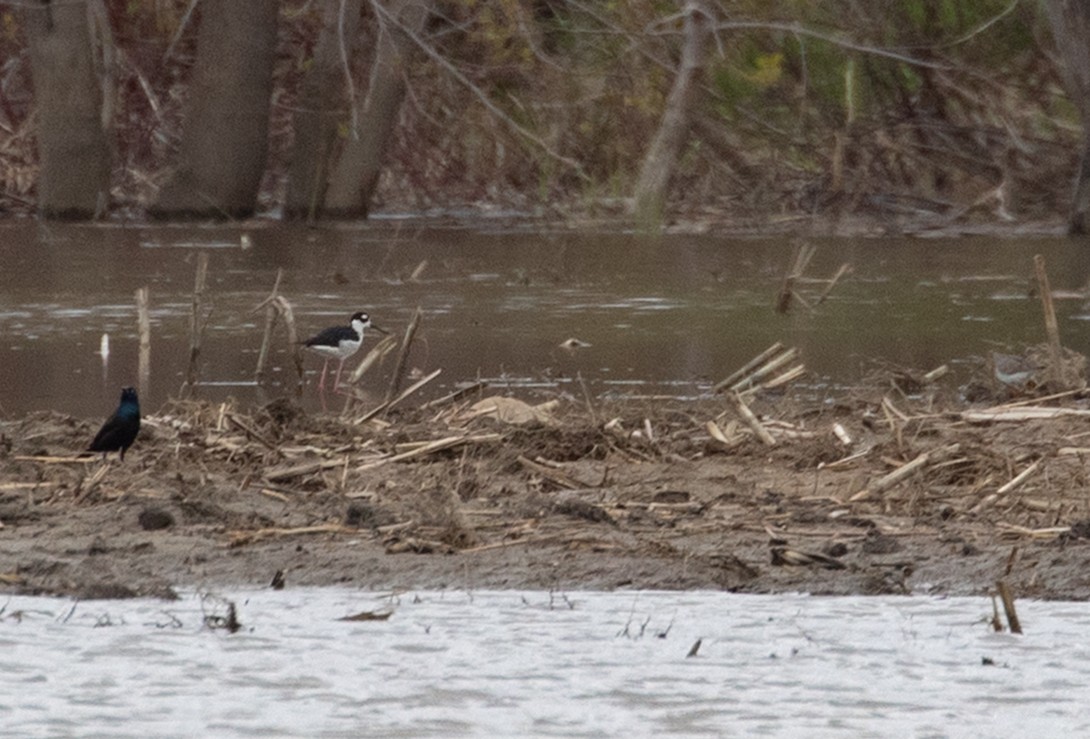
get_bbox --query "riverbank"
[3,361,1089,602]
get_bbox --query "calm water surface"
[2,221,1089,417]
[0,589,1085,737]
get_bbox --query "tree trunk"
[631,2,711,224]
[323,0,431,219]
[284,0,363,221]
[24,0,111,219]
[151,0,278,219]
[1044,0,1090,234]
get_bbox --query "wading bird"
[303,311,388,392]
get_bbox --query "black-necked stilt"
[89,386,141,461]
[303,311,388,391]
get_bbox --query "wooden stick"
[181,252,210,397]
[730,392,776,446]
[996,580,1022,634]
[385,306,422,404]
[136,286,151,398]
[1034,254,1063,385]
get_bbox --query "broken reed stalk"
[384,306,422,405]
[354,368,441,424]
[253,268,284,383]
[420,380,488,411]
[715,342,784,392]
[816,263,853,304]
[1033,254,1063,385]
[136,286,151,398]
[775,242,816,314]
[729,347,799,393]
[181,251,210,397]
[849,443,960,501]
[996,580,1023,634]
[996,459,1042,495]
[730,392,777,446]
[275,296,304,387]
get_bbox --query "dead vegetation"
[3,339,1090,600]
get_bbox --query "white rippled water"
[0,589,1086,737]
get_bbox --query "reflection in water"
[0,221,1087,417]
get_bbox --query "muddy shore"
[3,371,1090,602]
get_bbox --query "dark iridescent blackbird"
[89,386,141,461]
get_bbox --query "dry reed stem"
[996,580,1022,634]
[228,524,355,546]
[776,242,816,314]
[181,251,209,396]
[353,367,441,424]
[816,263,853,304]
[715,342,784,391]
[384,306,423,404]
[136,286,151,398]
[728,348,799,393]
[517,455,589,489]
[1034,254,1063,386]
[420,380,488,410]
[849,443,960,501]
[253,269,284,382]
[730,392,777,446]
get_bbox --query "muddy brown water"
[1,220,1087,418]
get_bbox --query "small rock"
[138,507,175,531]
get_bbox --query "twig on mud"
[849,443,961,502]
[228,523,355,546]
[353,367,442,424]
[226,413,281,454]
[74,463,112,503]
[355,433,503,471]
[460,535,567,554]
[265,457,364,483]
[994,523,1071,539]
[14,456,96,464]
[729,392,777,446]
[962,406,1090,423]
[517,455,591,489]
[971,458,1042,513]
[419,380,488,411]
